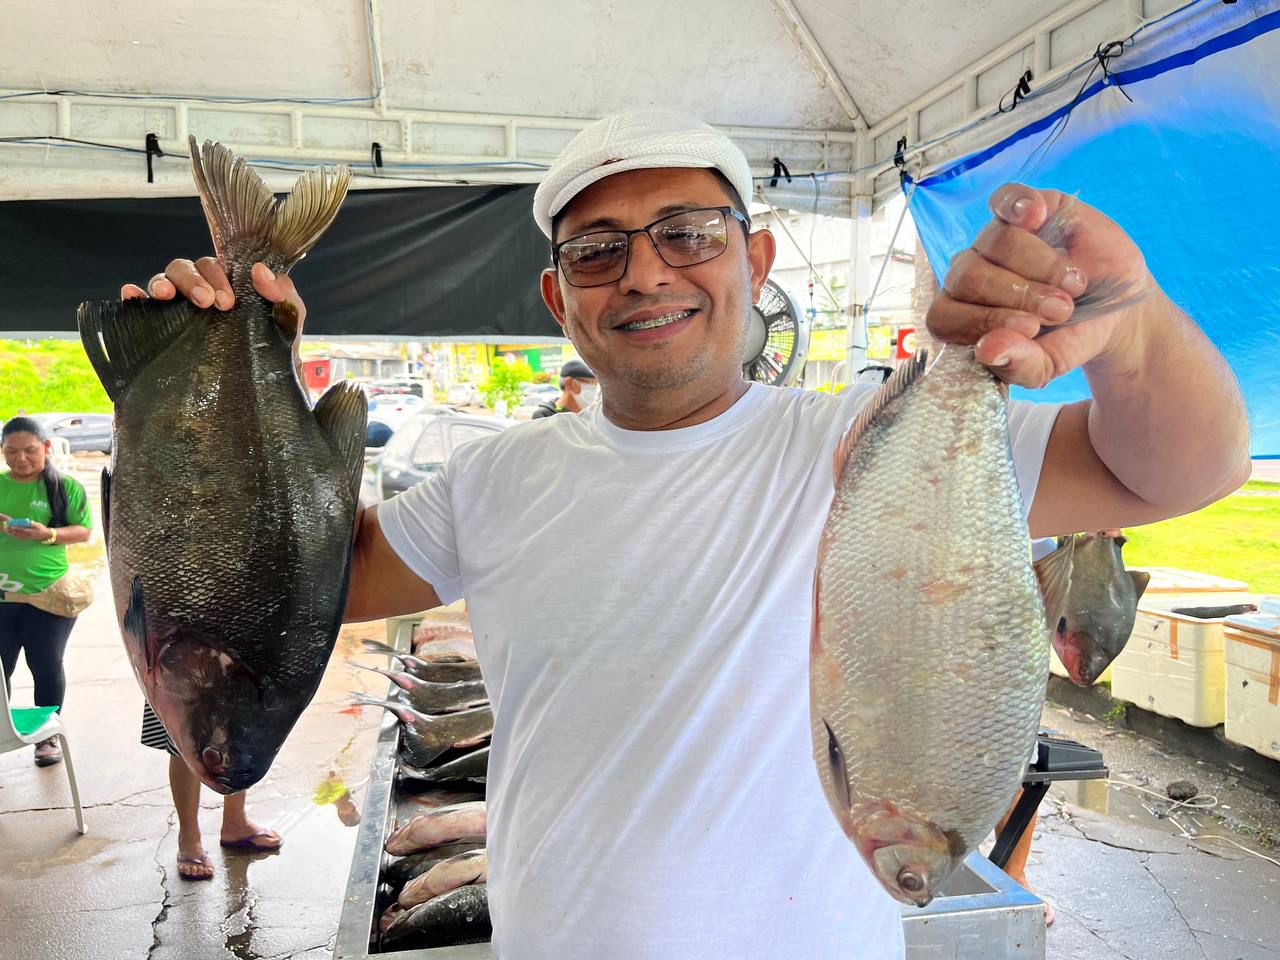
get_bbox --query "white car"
[366,393,426,446]
[446,383,481,406]
[513,383,561,420]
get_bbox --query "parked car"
[376,409,512,500]
[27,412,113,453]
[365,394,427,447]
[445,382,481,407]
[513,383,561,420]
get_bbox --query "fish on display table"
[385,801,487,856]
[350,660,488,714]
[398,849,488,908]
[78,138,361,793]
[382,884,491,950]
[361,639,483,683]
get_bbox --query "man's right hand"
[120,258,307,333]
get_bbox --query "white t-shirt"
[380,381,1061,960]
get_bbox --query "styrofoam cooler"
[1109,596,1254,727]
[1048,567,1249,686]
[1223,601,1280,760]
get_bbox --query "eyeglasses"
[552,206,751,288]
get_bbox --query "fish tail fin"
[187,136,351,275]
[348,660,392,678]
[362,639,405,660]
[832,349,929,487]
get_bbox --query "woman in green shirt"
[1,416,93,766]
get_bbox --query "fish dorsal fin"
[312,381,368,499]
[77,297,197,401]
[832,349,930,487]
[188,136,351,276]
[1128,569,1151,602]
[1032,535,1075,634]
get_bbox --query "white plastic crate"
[1049,568,1248,686]
[1109,597,1252,727]
[1223,602,1280,761]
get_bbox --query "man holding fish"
[126,109,1248,958]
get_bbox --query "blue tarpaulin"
[906,2,1280,457]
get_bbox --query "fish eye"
[897,868,925,894]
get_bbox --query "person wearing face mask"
[532,359,598,418]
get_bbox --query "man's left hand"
[927,184,1153,389]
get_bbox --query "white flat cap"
[532,108,754,238]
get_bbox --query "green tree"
[479,357,533,412]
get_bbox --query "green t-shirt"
[0,471,92,594]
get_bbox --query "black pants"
[0,602,77,712]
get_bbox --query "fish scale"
[811,345,1068,907]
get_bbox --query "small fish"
[385,801,487,856]
[381,884,491,951]
[350,694,493,764]
[1168,603,1257,620]
[398,849,488,909]
[349,661,488,714]
[361,639,483,682]
[382,841,486,889]
[1038,531,1151,686]
[401,746,490,784]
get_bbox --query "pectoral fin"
[78,297,198,402]
[822,718,853,813]
[1128,569,1151,602]
[313,381,368,499]
[1032,536,1075,634]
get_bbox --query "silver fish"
[810,347,1071,906]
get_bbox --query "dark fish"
[382,841,486,889]
[381,884,491,950]
[401,745,490,784]
[78,139,360,793]
[1038,531,1150,686]
[361,639,483,682]
[350,694,494,768]
[349,660,488,714]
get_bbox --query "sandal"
[219,829,283,852]
[176,852,214,881]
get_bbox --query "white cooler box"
[1049,567,1249,686]
[1223,601,1280,761]
[1109,595,1256,727]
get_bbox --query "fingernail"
[193,285,212,305]
[1062,266,1087,297]
[260,265,276,281]
[1012,198,1031,218]
[1039,295,1072,323]
[214,290,233,310]
[988,353,1011,367]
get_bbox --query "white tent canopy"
[0,0,1198,207]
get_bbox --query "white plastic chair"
[0,678,86,834]
[47,435,74,473]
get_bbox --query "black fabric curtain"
[0,183,561,339]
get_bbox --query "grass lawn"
[1122,481,1280,594]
